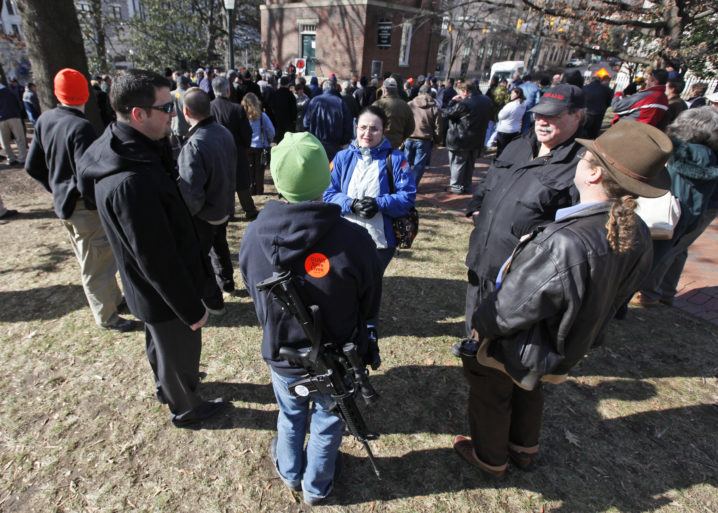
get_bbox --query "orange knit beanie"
[54,68,89,106]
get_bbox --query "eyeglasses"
[130,102,174,114]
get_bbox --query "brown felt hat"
[576,120,673,198]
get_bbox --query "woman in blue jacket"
[323,105,416,344]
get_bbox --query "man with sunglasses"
[79,69,228,428]
[26,68,135,333]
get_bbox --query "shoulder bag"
[385,154,419,249]
[635,191,681,240]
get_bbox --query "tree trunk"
[15,0,103,132]
[91,0,108,73]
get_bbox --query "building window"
[11,24,19,36]
[371,60,383,79]
[300,24,316,33]
[5,1,14,15]
[398,22,412,67]
[77,2,91,13]
[110,4,122,19]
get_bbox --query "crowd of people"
[1,61,718,506]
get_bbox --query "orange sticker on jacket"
[305,253,330,278]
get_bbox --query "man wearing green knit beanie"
[239,130,382,506]
[270,132,331,202]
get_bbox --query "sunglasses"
[132,102,175,114]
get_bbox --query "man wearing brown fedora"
[453,120,673,477]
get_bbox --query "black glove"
[351,198,363,216]
[358,197,379,218]
[364,328,381,370]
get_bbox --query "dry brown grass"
[1,164,717,513]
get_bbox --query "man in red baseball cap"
[25,68,137,332]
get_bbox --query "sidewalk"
[417,147,718,326]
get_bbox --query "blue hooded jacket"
[323,138,416,248]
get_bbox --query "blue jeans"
[270,368,343,502]
[403,139,432,186]
[641,208,718,301]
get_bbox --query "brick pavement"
[417,146,718,326]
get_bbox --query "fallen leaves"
[564,429,581,447]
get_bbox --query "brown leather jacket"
[407,93,440,144]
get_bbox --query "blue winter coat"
[323,138,416,248]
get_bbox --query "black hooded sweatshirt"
[239,200,382,377]
[78,122,208,325]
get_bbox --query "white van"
[489,61,525,82]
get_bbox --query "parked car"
[565,58,585,68]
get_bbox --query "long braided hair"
[585,152,642,253]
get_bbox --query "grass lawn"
[1,164,717,512]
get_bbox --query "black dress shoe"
[245,210,259,221]
[172,398,229,428]
[117,297,130,315]
[101,317,142,333]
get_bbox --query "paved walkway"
[417,147,718,326]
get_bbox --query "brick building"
[260,0,441,81]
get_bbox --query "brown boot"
[452,435,507,478]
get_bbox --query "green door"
[302,34,316,76]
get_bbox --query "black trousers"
[460,355,544,466]
[236,187,257,216]
[145,317,203,417]
[193,218,226,310]
[248,147,267,195]
[209,220,234,292]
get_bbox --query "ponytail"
[605,193,639,253]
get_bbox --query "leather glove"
[358,197,379,218]
[351,198,363,216]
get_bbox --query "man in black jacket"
[240,131,381,506]
[441,82,492,194]
[25,68,134,332]
[211,76,259,222]
[460,84,585,346]
[269,76,297,143]
[177,87,236,315]
[78,69,227,428]
[582,73,613,138]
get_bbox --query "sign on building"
[377,20,392,48]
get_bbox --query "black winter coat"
[210,97,253,189]
[474,204,652,390]
[465,131,581,282]
[442,92,492,151]
[25,106,98,219]
[239,200,382,377]
[269,87,298,139]
[78,122,209,325]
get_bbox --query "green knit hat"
[270,132,330,203]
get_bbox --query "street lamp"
[224,0,236,70]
